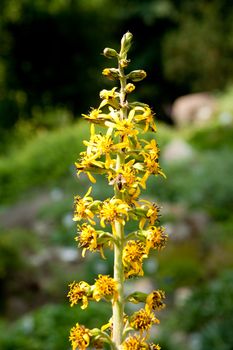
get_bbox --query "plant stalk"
[112,61,127,348]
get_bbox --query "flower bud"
[128,70,147,82]
[90,328,102,337]
[119,58,130,68]
[120,32,133,58]
[121,32,133,53]
[125,83,135,94]
[103,47,118,59]
[126,291,148,304]
[133,207,148,217]
[102,68,119,80]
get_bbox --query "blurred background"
[0,0,233,349]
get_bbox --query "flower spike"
[68,32,168,350]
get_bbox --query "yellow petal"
[87,172,96,183]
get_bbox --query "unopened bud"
[103,47,118,59]
[125,83,135,94]
[128,70,147,82]
[133,207,148,217]
[102,68,119,80]
[119,58,130,68]
[90,328,101,337]
[120,32,133,56]
[126,292,148,304]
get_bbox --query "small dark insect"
[109,173,127,191]
[117,173,124,190]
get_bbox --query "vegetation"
[0,1,233,349]
[1,0,233,140]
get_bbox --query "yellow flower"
[67,281,90,309]
[126,185,141,205]
[82,108,100,120]
[69,323,90,350]
[130,308,159,336]
[108,160,140,193]
[105,109,139,146]
[142,153,159,173]
[76,223,98,257]
[99,198,129,235]
[99,87,119,109]
[143,139,160,159]
[93,274,118,302]
[134,106,156,132]
[75,151,105,183]
[82,108,110,125]
[73,187,95,225]
[138,146,165,188]
[83,129,115,169]
[123,240,147,278]
[139,202,160,230]
[146,290,166,312]
[145,226,168,253]
[121,334,148,350]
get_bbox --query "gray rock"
[162,139,194,163]
[171,92,217,127]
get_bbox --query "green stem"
[112,153,125,348]
[112,60,127,349]
[112,208,125,348]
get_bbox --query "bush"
[0,121,89,203]
[0,303,110,350]
[189,124,233,151]
[148,148,233,220]
[176,271,233,350]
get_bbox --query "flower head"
[145,226,168,253]
[73,187,96,225]
[123,240,147,278]
[138,202,160,230]
[99,87,119,109]
[130,308,159,336]
[83,129,116,169]
[67,281,90,309]
[121,334,148,350]
[69,323,90,350]
[134,106,156,132]
[76,223,98,257]
[99,198,129,234]
[108,160,140,194]
[139,148,165,188]
[143,139,160,158]
[82,108,110,126]
[105,110,139,146]
[93,274,118,302]
[146,290,166,312]
[75,151,104,183]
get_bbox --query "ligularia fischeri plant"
[67,32,168,350]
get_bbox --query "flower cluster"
[68,32,168,350]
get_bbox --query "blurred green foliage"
[160,271,233,350]
[0,120,88,203]
[1,0,233,142]
[0,302,110,350]
[0,1,233,348]
[0,117,232,347]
